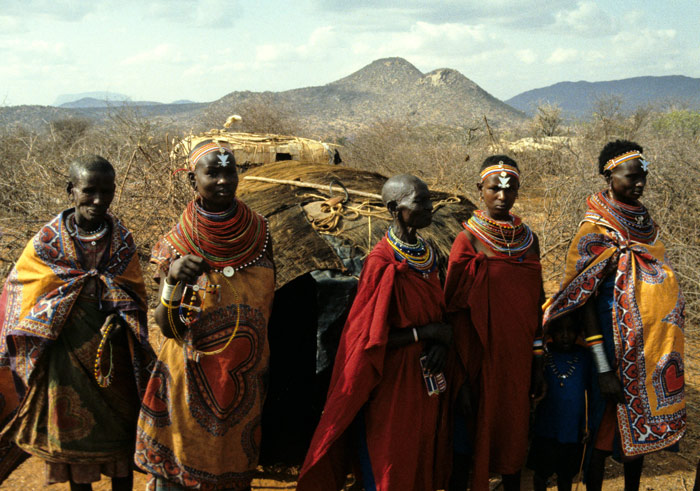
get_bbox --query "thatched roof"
[171,129,340,168]
[237,161,475,289]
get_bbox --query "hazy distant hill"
[59,97,165,109]
[53,91,130,106]
[207,57,525,134]
[507,75,700,117]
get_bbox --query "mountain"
[4,57,524,134]
[207,58,525,134]
[506,75,700,117]
[53,91,130,106]
[59,97,164,108]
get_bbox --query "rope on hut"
[300,193,389,235]
[242,176,382,200]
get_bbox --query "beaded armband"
[586,334,612,373]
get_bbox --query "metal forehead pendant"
[498,171,511,189]
[223,266,235,277]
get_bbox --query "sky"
[1,0,699,106]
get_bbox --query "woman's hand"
[423,344,448,373]
[167,254,209,285]
[419,323,453,346]
[599,371,626,404]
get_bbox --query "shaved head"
[382,174,427,211]
[68,155,115,183]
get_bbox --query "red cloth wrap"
[297,238,449,491]
[444,232,542,490]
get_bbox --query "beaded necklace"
[67,212,109,246]
[586,191,657,244]
[167,198,268,273]
[386,226,436,276]
[464,209,533,257]
[545,350,580,387]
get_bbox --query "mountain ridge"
[507,75,700,117]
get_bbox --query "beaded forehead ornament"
[189,141,233,170]
[604,150,650,173]
[480,161,520,189]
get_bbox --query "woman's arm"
[582,294,625,404]
[153,254,210,339]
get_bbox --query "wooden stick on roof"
[243,176,382,200]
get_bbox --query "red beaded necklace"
[167,198,268,270]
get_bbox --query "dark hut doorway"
[259,271,354,467]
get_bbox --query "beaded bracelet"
[161,280,177,304]
[160,297,179,309]
[590,342,612,373]
[94,320,115,387]
[167,281,186,344]
[585,334,603,345]
[532,337,544,357]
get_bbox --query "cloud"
[121,44,185,66]
[516,49,537,64]
[2,0,97,21]
[254,27,339,64]
[310,0,571,28]
[554,1,613,35]
[145,0,241,27]
[546,48,580,64]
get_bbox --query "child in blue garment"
[527,315,591,491]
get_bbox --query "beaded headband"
[189,141,233,170]
[604,150,649,173]
[480,161,520,189]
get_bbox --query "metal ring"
[328,179,349,204]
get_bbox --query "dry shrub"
[0,109,186,304]
[1,102,698,325]
[200,94,301,136]
[342,118,490,200]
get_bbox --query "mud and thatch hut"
[171,128,342,170]
[235,161,475,465]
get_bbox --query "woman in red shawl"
[297,174,453,491]
[445,155,544,491]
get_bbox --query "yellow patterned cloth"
[0,209,153,481]
[135,239,275,490]
[543,199,685,456]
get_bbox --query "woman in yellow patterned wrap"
[543,140,685,491]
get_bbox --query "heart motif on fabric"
[652,352,685,410]
[48,385,94,442]
[662,360,684,395]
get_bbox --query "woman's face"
[478,173,519,220]
[68,169,115,228]
[189,150,238,211]
[607,158,647,205]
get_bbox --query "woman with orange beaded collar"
[135,140,275,490]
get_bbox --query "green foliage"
[652,110,700,139]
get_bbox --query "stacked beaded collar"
[386,226,436,276]
[585,191,658,244]
[166,198,268,272]
[464,209,533,257]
